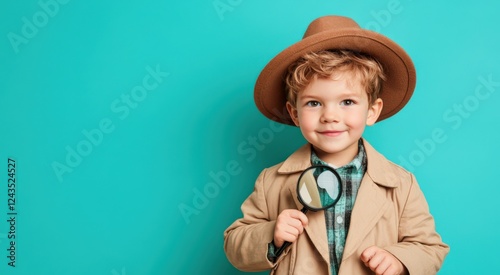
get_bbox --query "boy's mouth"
[318,130,344,136]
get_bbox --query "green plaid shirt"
[311,139,367,275]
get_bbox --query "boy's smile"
[287,72,383,167]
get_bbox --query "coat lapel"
[341,140,396,261]
[288,185,331,264]
[279,144,331,264]
[340,175,390,261]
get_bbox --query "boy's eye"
[306,101,321,107]
[341,99,355,106]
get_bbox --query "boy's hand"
[361,246,408,275]
[273,209,308,248]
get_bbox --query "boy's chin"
[311,143,359,164]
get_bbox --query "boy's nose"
[321,106,339,123]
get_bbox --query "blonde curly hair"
[285,50,386,106]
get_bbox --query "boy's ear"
[286,101,300,127]
[366,98,383,126]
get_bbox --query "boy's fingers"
[274,225,301,246]
[286,218,304,234]
[374,257,390,275]
[287,210,309,226]
[278,212,304,229]
[360,246,378,264]
[283,227,300,239]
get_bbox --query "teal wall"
[1,1,498,274]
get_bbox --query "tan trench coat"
[224,139,449,274]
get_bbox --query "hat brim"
[254,28,416,125]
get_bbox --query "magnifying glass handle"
[273,208,308,260]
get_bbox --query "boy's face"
[286,72,383,166]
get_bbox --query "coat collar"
[278,138,398,188]
[277,143,312,174]
[282,138,400,264]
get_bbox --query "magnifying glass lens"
[297,165,342,211]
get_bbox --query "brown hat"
[254,15,416,125]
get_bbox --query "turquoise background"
[1,1,499,274]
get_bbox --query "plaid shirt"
[311,139,367,275]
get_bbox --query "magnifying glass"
[274,165,342,259]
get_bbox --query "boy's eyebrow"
[300,90,363,99]
[339,91,362,98]
[298,94,323,101]
[298,93,319,99]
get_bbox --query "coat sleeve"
[223,168,278,272]
[384,173,450,275]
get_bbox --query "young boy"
[224,16,449,275]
